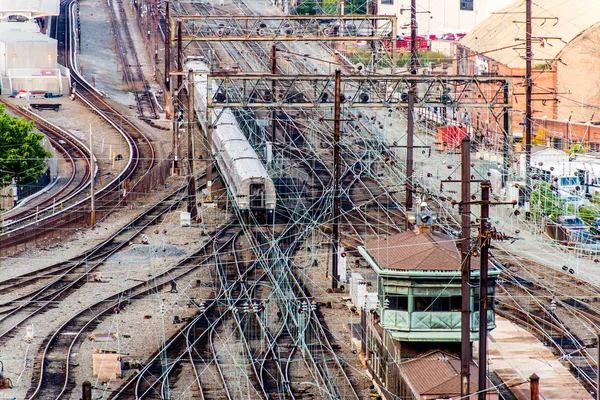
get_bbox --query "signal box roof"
[362,230,480,272]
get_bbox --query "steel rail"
[0,106,92,233]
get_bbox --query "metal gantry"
[169,14,397,42]
[204,73,512,110]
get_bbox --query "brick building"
[454,0,600,151]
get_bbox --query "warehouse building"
[0,0,62,94]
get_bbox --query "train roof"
[215,122,270,181]
[232,157,269,181]
[183,56,210,73]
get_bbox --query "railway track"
[0,185,189,350]
[104,227,266,399]
[25,215,232,399]
[154,2,600,399]
[0,0,159,254]
[493,249,600,394]
[109,0,158,120]
[0,106,92,233]
[145,2,395,398]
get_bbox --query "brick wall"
[533,117,600,151]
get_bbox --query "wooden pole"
[164,1,170,86]
[332,69,341,289]
[170,75,178,173]
[187,69,198,220]
[82,381,92,400]
[89,125,95,226]
[478,181,491,400]
[271,45,277,143]
[461,136,472,397]
[530,373,540,400]
[596,334,600,400]
[525,0,533,197]
[153,0,158,67]
[405,0,417,213]
[177,20,183,91]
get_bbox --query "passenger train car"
[183,56,276,221]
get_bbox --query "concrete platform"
[485,317,593,400]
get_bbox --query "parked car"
[557,215,588,232]
[562,194,586,210]
[440,32,466,41]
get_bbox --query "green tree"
[578,204,600,224]
[0,104,50,184]
[345,0,366,14]
[293,0,317,15]
[529,181,562,220]
[397,50,453,68]
[569,143,585,155]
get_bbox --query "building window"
[381,0,393,4]
[553,137,563,150]
[388,296,408,311]
[457,48,469,75]
[460,0,473,11]
[414,296,462,312]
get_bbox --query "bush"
[569,143,586,155]
[292,0,316,15]
[397,50,452,68]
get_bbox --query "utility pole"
[169,76,178,173]
[271,45,277,143]
[177,20,183,92]
[460,135,472,398]
[89,125,95,226]
[145,0,151,44]
[82,381,92,400]
[405,0,417,212]
[525,0,532,198]
[503,83,510,188]
[332,69,341,289]
[206,121,213,202]
[597,332,600,400]
[187,69,198,220]
[368,0,377,72]
[530,373,540,400]
[164,1,170,86]
[478,181,491,400]
[153,0,158,68]
[454,181,513,400]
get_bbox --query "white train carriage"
[184,56,276,221]
[183,56,210,132]
[212,116,276,219]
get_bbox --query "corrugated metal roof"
[0,0,59,16]
[0,22,56,43]
[461,0,600,69]
[363,231,479,271]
